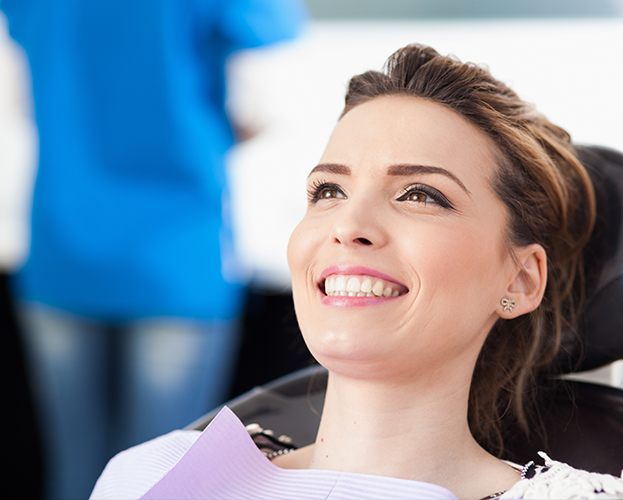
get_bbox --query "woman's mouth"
[321,274,407,297]
[317,266,409,307]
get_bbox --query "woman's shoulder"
[500,452,623,499]
[89,429,201,499]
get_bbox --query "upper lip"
[318,265,409,293]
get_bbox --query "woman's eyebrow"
[308,163,351,177]
[387,164,471,197]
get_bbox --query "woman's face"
[287,96,516,381]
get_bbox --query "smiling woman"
[289,44,598,460]
[90,44,623,500]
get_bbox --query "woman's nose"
[330,202,388,249]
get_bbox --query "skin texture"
[283,96,547,498]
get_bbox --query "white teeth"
[372,280,385,297]
[323,274,404,297]
[335,276,346,291]
[324,276,334,294]
[346,277,360,292]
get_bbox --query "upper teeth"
[324,275,402,297]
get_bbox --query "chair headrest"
[554,145,623,373]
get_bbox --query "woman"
[91,44,623,499]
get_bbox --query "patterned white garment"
[500,451,623,499]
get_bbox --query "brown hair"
[342,44,596,456]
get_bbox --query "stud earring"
[500,296,517,312]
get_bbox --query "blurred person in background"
[0,1,306,499]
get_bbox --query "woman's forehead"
[320,96,499,186]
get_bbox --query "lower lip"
[321,294,403,307]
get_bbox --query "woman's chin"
[304,329,394,373]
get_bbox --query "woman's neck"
[295,368,520,498]
[311,370,478,477]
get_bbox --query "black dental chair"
[188,145,623,476]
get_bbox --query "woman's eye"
[403,190,432,204]
[396,184,454,210]
[319,188,343,199]
[307,182,346,203]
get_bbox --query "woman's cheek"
[412,227,490,300]
[287,219,308,273]
[288,218,322,295]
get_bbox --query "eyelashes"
[396,184,454,209]
[307,179,344,203]
[307,179,455,210]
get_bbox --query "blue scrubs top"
[2,0,306,320]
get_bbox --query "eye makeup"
[306,178,456,212]
[396,183,455,210]
[307,179,345,204]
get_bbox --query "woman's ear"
[499,243,548,319]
